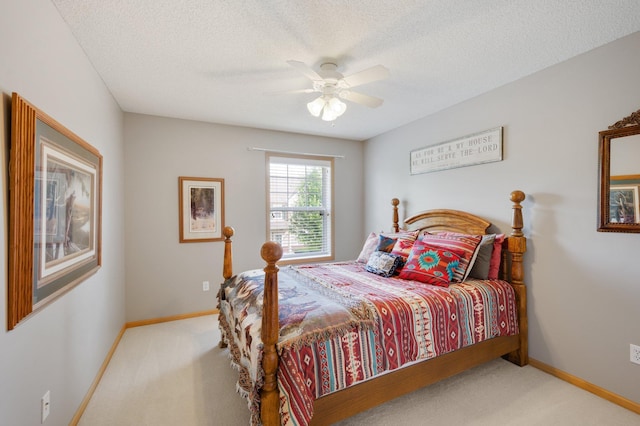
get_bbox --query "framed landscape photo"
[609,184,640,224]
[179,177,225,243]
[8,93,102,330]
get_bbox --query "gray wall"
[0,1,125,425]
[124,114,364,322]
[364,32,640,404]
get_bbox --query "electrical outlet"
[41,390,50,423]
[202,281,210,291]
[631,344,640,365]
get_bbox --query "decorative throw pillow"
[375,234,397,253]
[365,251,404,277]
[468,234,496,280]
[357,232,378,263]
[488,234,505,279]
[388,230,420,269]
[398,241,463,287]
[420,232,483,282]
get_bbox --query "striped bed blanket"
[218,261,519,426]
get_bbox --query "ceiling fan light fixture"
[327,97,346,117]
[307,96,325,117]
[321,108,337,121]
[307,95,346,122]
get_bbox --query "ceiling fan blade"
[341,91,384,108]
[270,88,316,95]
[287,60,323,82]
[342,65,390,88]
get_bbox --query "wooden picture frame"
[597,110,640,233]
[609,184,640,224]
[179,177,225,243]
[8,93,102,330]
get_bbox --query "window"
[267,154,334,262]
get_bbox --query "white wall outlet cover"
[631,344,640,365]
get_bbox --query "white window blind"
[267,154,333,261]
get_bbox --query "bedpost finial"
[510,190,525,237]
[261,241,283,264]
[391,198,400,232]
[510,190,525,204]
[223,226,235,239]
[223,226,235,280]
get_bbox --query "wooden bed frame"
[219,190,528,426]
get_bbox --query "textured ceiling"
[51,0,640,141]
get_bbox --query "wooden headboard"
[390,191,527,289]
[391,198,491,235]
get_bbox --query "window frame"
[266,153,334,264]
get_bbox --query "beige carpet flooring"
[78,315,640,426]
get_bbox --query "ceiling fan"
[286,60,390,121]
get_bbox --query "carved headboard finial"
[510,190,525,237]
[391,198,400,232]
[609,108,640,129]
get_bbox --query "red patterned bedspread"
[218,261,518,426]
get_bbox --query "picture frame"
[609,184,640,224]
[8,93,102,330]
[179,177,225,243]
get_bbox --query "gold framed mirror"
[598,109,640,233]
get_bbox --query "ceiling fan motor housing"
[319,63,344,85]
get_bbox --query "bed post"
[218,226,235,349]
[223,226,235,280]
[505,190,528,366]
[260,242,283,426]
[391,198,400,232]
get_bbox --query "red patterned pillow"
[420,232,483,282]
[388,230,419,271]
[488,234,505,279]
[398,241,464,287]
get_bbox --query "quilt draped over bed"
[218,261,518,426]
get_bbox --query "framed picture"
[179,177,225,242]
[609,184,640,224]
[8,93,102,330]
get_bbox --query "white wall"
[364,32,640,404]
[124,114,364,322]
[0,1,125,425]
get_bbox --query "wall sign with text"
[410,127,503,175]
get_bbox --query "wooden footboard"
[220,191,528,425]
